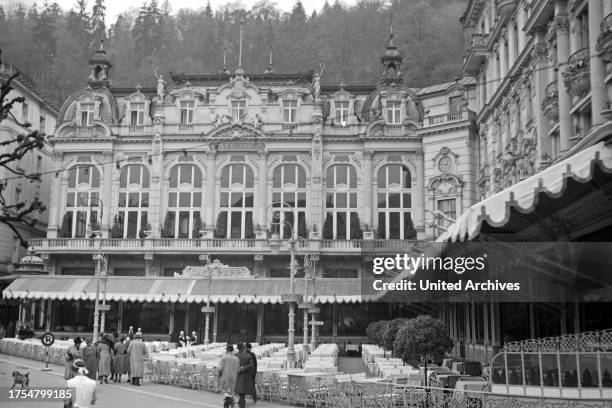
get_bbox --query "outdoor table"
[345,344,359,352]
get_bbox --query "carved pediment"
[210,122,262,139]
[177,259,253,278]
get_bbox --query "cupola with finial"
[380,13,402,86]
[88,39,112,88]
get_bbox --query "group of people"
[218,342,258,408]
[177,330,200,347]
[64,326,149,388]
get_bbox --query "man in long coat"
[218,344,239,406]
[82,338,98,381]
[127,332,148,386]
[246,343,258,403]
[234,343,254,408]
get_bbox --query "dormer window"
[231,100,246,121]
[130,103,145,126]
[283,100,297,123]
[335,101,349,124]
[81,103,95,126]
[449,96,462,113]
[386,100,401,124]
[180,101,194,125]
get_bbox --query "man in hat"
[65,337,83,380]
[218,344,239,408]
[245,343,258,403]
[127,332,148,386]
[66,359,97,408]
[234,343,254,408]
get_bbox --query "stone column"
[416,150,426,240]
[555,11,572,153]
[149,137,163,238]
[532,30,551,167]
[332,303,338,343]
[256,304,264,344]
[101,151,114,238]
[362,150,374,231]
[310,132,324,236]
[47,151,63,238]
[45,300,52,332]
[213,304,218,343]
[589,0,607,126]
[204,149,216,238]
[256,149,268,239]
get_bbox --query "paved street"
[0,354,279,408]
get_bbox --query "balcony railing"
[425,110,473,127]
[321,240,363,249]
[128,125,146,134]
[76,126,96,137]
[562,48,590,98]
[178,123,195,132]
[471,33,489,49]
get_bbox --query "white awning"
[2,276,365,304]
[438,141,612,243]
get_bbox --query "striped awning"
[438,141,612,243]
[2,276,364,304]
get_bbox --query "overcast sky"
[26,0,356,24]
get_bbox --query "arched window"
[60,165,100,238]
[324,164,361,240]
[163,164,202,238]
[116,165,150,238]
[216,164,254,239]
[272,164,307,239]
[376,164,415,239]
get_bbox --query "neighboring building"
[7,35,481,342]
[434,0,612,373]
[0,63,56,276]
[0,62,56,335]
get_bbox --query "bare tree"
[0,50,48,247]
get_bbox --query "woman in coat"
[113,335,128,383]
[234,343,254,408]
[82,338,98,381]
[64,337,83,380]
[127,332,148,386]
[97,334,114,384]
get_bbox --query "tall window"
[164,164,202,238]
[61,165,100,238]
[283,100,297,123]
[130,103,145,126]
[437,198,456,230]
[449,96,463,113]
[386,101,401,124]
[116,165,150,238]
[217,164,254,239]
[272,164,307,239]
[231,100,246,121]
[22,102,29,123]
[39,115,46,132]
[80,103,95,126]
[180,101,194,125]
[335,101,349,123]
[377,164,415,239]
[324,164,360,239]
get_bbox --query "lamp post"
[268,201,306,368]
[90,199,104,342]
[201,277,215,344]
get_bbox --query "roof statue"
[154,65,165,102]
[313,63,324,100]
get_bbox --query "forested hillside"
[0,0,467,107]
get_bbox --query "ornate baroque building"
[14,34,481,342]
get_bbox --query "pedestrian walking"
[218,344,239,408]
[178,330,187,347]
[234,343,255,408]
[97,334,114,384]
[65,337,83,380]
[127,332,148,386]
[113,335,128,382]
[246,343,258,403]
[65,359,97,408]
[82,339,98,381]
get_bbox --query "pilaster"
[362,150,374,230]
[555,10,572,153]
[416,150,426,239]
[101,151,114,238]
[589,0,607,126]
[532,30,552,167]
[47,151,63,238]
[203,149,216,238]
[256,149,268,239]
[310,131,324,235]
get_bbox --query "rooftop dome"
[16,247,46,274]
